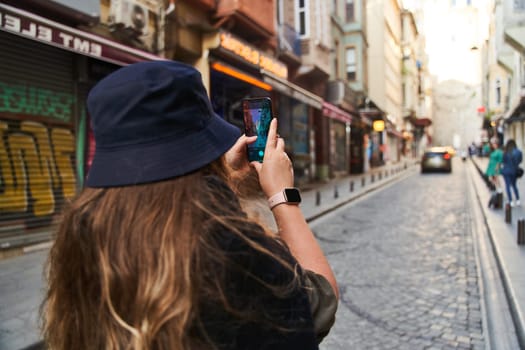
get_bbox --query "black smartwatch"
[268,188,302,209]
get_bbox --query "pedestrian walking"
[485,138,503,191]
[500,139,523,207]
[41,61,338,350]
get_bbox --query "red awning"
[413,117,432,127]
[322,102,352,123]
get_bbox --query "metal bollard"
[518,219,525,245]
[362,177,365,187]
[371,174,375,183]
[334,186,339,199]
[378,172,382,180]
[350,181,354,192]
[505,203,512,223]
[496,192,503,209]
[315,191,321,206]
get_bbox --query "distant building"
[486,0,525,149]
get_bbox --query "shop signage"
[219,32,287,79]
[0,4,161,66]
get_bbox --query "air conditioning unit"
[110,0,149,35]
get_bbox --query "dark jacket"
[195,176,319,350]
[501,148,523,176]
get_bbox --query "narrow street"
[317,159,486,349]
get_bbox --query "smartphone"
[242,97,273,162]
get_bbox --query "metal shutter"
[0,30,77,249]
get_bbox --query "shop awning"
[0,3,163,66]
[322,102,352,123]
[387,128,403,138]
[413,117,432,127]
[504,95,525,122]
[497,52,514,73]
[504,26,525,53]
[261,70,323,110]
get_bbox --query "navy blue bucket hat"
[85,60,240,187]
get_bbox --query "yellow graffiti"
[0,122,27,213]
[21,122,59,188]
[52,128,76,199]
[0,121,76,217]
[9,132,54,216]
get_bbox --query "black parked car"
[421,147,452,173]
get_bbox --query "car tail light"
[443,153,451,160]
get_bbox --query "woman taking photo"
[41,61,338,350]
[485,138,503,191]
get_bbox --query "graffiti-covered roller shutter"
[0,31,77,249]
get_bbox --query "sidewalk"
[0,159,417,350]
[470,156,525,348]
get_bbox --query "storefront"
[504,96,525,150]
[349,116,371,174]
[0,3,162,249]
[322,102,352,176]
[262,72,323,183]
[209,31,323,184]
[386,127,403,163]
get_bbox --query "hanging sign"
[373,120,385,132]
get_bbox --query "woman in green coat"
[486,139,503,190]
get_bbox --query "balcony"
[277,23,301,66]
[215,0,275,45]
[326,80,358,113]
[296,39,331,81]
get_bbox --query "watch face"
[284,188,301,203]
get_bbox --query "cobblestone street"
[316,160,486,349]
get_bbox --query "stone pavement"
[470,156,525,348]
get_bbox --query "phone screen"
[243,97,273,162]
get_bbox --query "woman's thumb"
[250,161,262,174]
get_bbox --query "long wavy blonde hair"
[41,158,301,350]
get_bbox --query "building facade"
[328,0,367,174]
[365,0,404,165]
[489,0,525,149]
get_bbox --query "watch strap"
[268,191,287,209]
[268,188,301,209]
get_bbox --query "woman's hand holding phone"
[250,118,294,198]
[225,134,257,172]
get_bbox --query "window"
[277,0,283,25]
[345,0,355,22]
[496,79,501,105]
[334,41,340,78]
[346,47,356,81]
[296,0,310,37]
[514,0,525,10]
